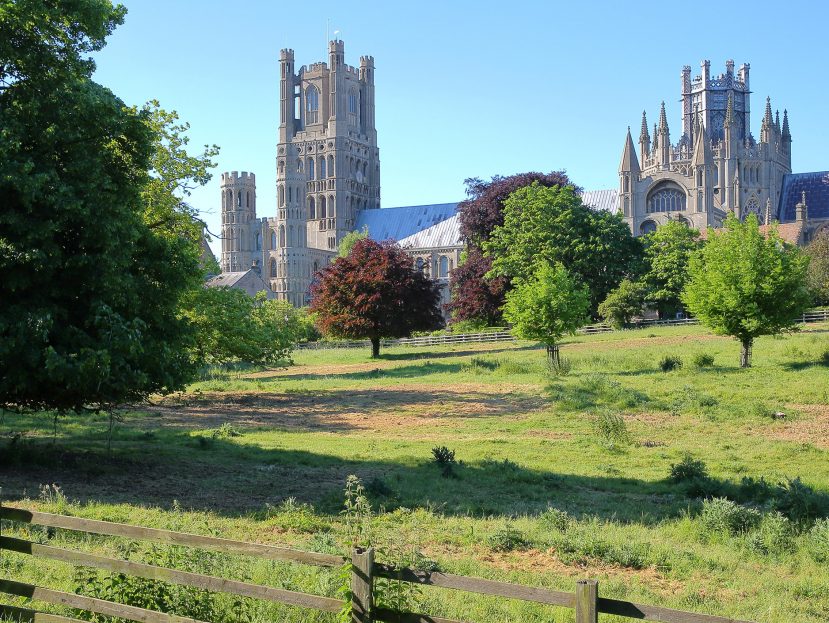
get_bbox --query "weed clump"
[487,523,529,552]
[659,355,683,372]
[700,498,761,536]
[692,352,715,368]
[540,507,572,532]
[746,511,794,555]
[431,446,457,478]
[593,411,630,449]
[773,477,824,525]
[546,356,572,377]
[669,453,708,483]
[808,518,829,562]
[211,422,242,439]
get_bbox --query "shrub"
[487,523,529,552]
[808,518,829,562]
[211,423,242,439]
[431,446,457,478]
[746,511,794,555]
[461,357,498,372]
[699,498,761,536]
[692,352,715,368]
[659,355,683,372]
[540,508,572,532]
[773,477,824,525]
[669,453,708,483]
[593,411,630,449]
[546,356,572,377]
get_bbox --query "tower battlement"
[279,48,294,61]
[221,171,256,185]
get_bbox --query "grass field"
[2,323,829,622]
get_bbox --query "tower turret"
[220,171,257,273]
[656,102,671,167]
[639,111,650,164]
[279,49,296,142]
[760,97,774,144]
[619,127,639,221]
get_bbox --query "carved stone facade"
[619,60,793,236]
[220,40,380,306]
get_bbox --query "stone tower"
[270,40,381,305]
[219,171,257,273]
[619,60,792,235]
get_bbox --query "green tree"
[805,228,829,306]
[642,219,701,318]
[484,183,643,314]
[503,262,590,363]
[598,279,647,329]
[184,288,299,365]
[682,215,811,368]
[338,226,369,258]
[0,1,215,415]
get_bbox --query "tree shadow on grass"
[375,343,542,361]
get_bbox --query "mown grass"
[2,323,829,622]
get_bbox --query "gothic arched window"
[270,258,277,278]
[348,89,358,114]
[309,197,316,219]
[640,220,657,235]
[319,156,326,179]
[320,196,327,219]
[237,192,241,207]
[270,231,276,249]
[646,184,686,213]
[307,157,315,180]
[306,85,319,124]
[279,224,286,247]
[328,195,335,217]
[278,185,284,207]
[246,191,251,208]
[439,256,449,278]
[328,155,334,177]
[255,232,261,250]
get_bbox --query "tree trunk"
[740,337,753,368]
[370,336,380,359]
[546,343,560,367]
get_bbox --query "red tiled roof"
[699,222,803,245]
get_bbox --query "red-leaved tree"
[448,171,576,324]
[310,239,444,357]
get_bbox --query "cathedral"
[218,47,829,308]
[618,60,829,242]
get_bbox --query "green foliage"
[183,289,298,365]
[431,446,457,477]
[502,262,590,350]
[593,410,630,449]
[746,511,794,556]
[683,214,812,367]
[540,508,572,532]
[699,498,762,536]
[773,477,824,525]
[0,3,218,413]
[659,355,683,372]
[805,229,829,305]
[808,518,829,562]
[337,226,369,258]
[597,279,647,329]
[342,475,373,547]
[642,220,701,317]
[484,182,643,313]
[692,352,715,368]
[669,453,708,483]
[486,523,529,552]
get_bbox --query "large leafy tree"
[805,228,829,306]
[503,262,590,363]
[310,239,443,357]
[642,220,701,318]
[0,1,214,414]
[682,215,811,368]
[484,182,643,314]
[598,279,647,329]
[448,171,574,325]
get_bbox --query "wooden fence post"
[351,546,374,623]
[575,579,598,623]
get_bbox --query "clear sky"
[91,0,829,254]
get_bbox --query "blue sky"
[92,0,828,254]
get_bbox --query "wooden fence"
[0,506,756,623]
[298,309,829,350]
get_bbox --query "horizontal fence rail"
[0,502,763,623]
[297,309,829,349]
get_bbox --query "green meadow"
[2,323,829,622]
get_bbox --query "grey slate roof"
[398,214,461,250]
[206,271,249,287]
[355,202,459,242]
[779,172,829,221]
[580,189,619,213]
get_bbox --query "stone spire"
[620,126,640,175]
[761,96,774,143]
[658,101,669,135]
[652,122,658,150]
[775,110,781,132]
[782,109,791,140]
[639,111,650,161]
[724,92,734,130]
[692,122,713,167]
[765,197,772,225]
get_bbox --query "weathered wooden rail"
[297,308,829,349]
[0,506,757,623]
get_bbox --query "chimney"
[796,191,808,222]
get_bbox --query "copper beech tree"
[310,239,444,358]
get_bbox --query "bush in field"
[699,498,761,536]
[692,353,715,368]
[773,477,824,525]
[669,453,708,483]
[808,518,829,562]
[659,355,682,372]
[746,511,794,556]
[487,523,529,552]
[593,410,630,449]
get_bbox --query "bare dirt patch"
[753,404,829,449]
[147,383,545,434]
